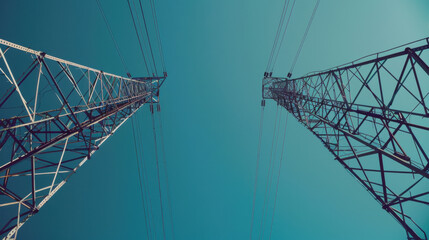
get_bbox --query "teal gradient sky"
[1,0,429,239]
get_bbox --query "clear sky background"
[1,0,429,239]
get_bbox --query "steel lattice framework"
[263,39,429,240]
[0,39,165,239]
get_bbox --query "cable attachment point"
[157,104,161,112]
[150,104,154,114]
[261,99,266,107]
[287,72,292,78]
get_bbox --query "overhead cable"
[127,0,151,76]
[258,105,282,240]
[270,0,296,73]
[151,104,167,240]
[139,0,158,76]
[266,0,290,73]
[269,113,289,240]
[131,115,150,239]
[288,0,320,78]
[95,0,130,76]
[157,103,176,240]
[149,0,166,73]
[250,99,266,240]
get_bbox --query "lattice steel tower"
[0,39,166,239]
[263,38,429,239]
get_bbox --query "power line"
[261,106,283,238]
[131,0,154,76]
[149,0,166,73]
[266,0,290,73]
[131,116,150,239]
[135,111,156,238]
[157,103,176,240]
[250,99,266,240]
[151,104,167,240]
[289,0,320,77]
[270,0,296,73]
[139,0,158,75]
[95,0,130,76]
[127,0,151,76]
[258,105,282,240]
[269,113,289,240]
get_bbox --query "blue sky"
[1,0,429,239]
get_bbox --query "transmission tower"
[263,38,429,239]
[0,39,166,239]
